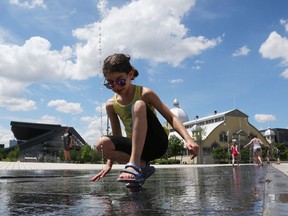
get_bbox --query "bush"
[153,158,180,164]
[212,146,227,163]
[240,148,251,163]
[6,146,20,162]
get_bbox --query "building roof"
[170,109,248,140]
[264,128,276,136]
[6,121,87,154]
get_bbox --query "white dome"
[173,99,179,107]
[264,128,275,136]
[170,99,189,123]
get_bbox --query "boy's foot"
[125,165,156,188]
[117,162,145,184]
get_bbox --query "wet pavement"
[264,165,288,216]
[0,164,280,215]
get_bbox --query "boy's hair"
[103,53,139,79]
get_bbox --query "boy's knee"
[95,136,107,152]
[132,100,146,113]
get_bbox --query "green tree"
[273,143,288,161]
[167,135,184,159]
[7,146,20,161]
[0,148,3,161]
[80,144,92,163]
[70,149,80,162]
[212,146,227,163]
[240,147,251,163]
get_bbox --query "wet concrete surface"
[264,165,288,216]
[0,165,276,215]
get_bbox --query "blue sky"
[0,0,288,147]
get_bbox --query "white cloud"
[72,0,222,67]
[9,0,46,9]
[0,0,222,110]
[232,45,250,57]
[192,65,201,70]
[0,125,15,147]
[280,18,288,32]
[259,31,288,78]
[194,60,204,64]
[0,96,36,111]
[38,115,61,124]
[254,114,276,123]
[0,37,74,82]
[0,27,13,43]
[170,79,184,85]
[0,37,74,85]
[95,102,106,114]
[0,37,74,111]
[0,134,15,147]
[259,31,288,64]
[47,99,83,115]
[280,68,288,79]
[80,115,107,146]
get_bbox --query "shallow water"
[0,165,267,215]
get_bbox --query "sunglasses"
[103,79,126,89]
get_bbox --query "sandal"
[142,165,155,180]
[117,162,145,184]
[126,165,156,188]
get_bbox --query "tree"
[7,146,20,161]
[240,147,251,163]
[212,146,227,163]
[167,135,184,159]
[0,148,3,161]
[80,144,92,163]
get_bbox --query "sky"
[0,0,288,147]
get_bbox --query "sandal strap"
[117,162,144,184]
[120,169,141,178]
[124,162,142,173]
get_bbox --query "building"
[260,128,288,145]
[5,121,87,162]
[168,100,269,164]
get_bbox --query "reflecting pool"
[0,165,267,215]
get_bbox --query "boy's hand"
[186,140,199,159]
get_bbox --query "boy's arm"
[142,87,199,158]
[106,99,122,136]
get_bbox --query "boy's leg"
[130,100,147,166]
[96,136,131,163]
[118,101,147,180]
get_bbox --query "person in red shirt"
[231,139,240,167]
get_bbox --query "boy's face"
[104,71,133,94]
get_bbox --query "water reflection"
[0,166,267,215]
[232,167,240,196]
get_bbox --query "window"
[219,132,228,142]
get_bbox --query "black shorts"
[106,105,168,161]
